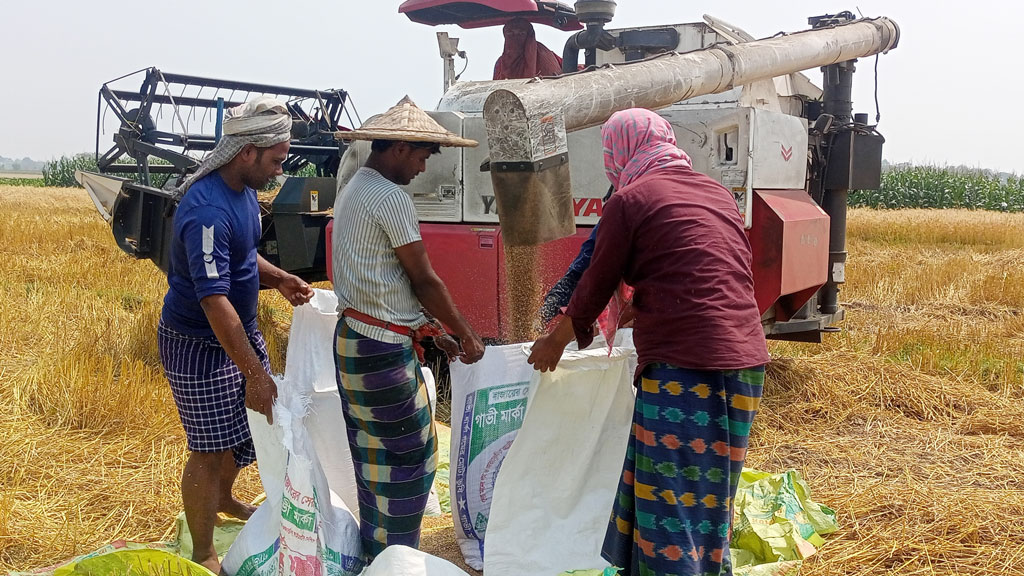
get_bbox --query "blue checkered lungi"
[157,319,269,468]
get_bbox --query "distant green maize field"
[850,165,1024,212]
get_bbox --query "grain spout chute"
[484,16,900,245]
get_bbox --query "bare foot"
[219,497,257,520]
[195,555,221,575]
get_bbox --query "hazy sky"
[0,1,1015,172]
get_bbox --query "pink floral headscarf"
[602,108,692,190]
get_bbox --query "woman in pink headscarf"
[493,17,563,80]
[529,109,770,576]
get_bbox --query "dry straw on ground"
[1,188,1022,575]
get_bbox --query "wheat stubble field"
[1,186,1022,575]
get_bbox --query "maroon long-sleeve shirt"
[566,165,771,373]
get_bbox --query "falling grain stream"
[503,245,545,343]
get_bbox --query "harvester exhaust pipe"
[562,0,617,73]
[485,16,900,246]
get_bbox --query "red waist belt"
[342,308,442,363]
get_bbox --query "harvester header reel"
[95,67,358,187]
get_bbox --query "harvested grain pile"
[2,191,1023,575]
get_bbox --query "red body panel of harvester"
[328,186,830,341]
[327,220,590,341]
[748,189,831,321]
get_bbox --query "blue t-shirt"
[161,171,261,337]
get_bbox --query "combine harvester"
[79,1,899,344]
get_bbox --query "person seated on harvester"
[493,17,564,80]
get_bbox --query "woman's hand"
[527,316,576,372]
[528,333,566,372]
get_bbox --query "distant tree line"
[0,156,46,172]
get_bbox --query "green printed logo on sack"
[281,460,321,569]
[236,542,279,576]
[450,344,537,570]
[468,384,530,455]
[324,545,364,575]
[282,496,317,532]
[455,382,530,541]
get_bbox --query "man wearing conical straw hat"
[159,96,314,573]
[332,96,484,561]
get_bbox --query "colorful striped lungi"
[333,318,438,562]
[602,363,765,576]
[157,319,269,468]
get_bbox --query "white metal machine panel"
[461,115,493,222]
[751,109,808,189]
[460,116,608,225]
[663,107,754,223]
[662,107,807,226]
[455,108,807,228]
[404,111,465,222]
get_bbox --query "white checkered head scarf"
[176,96,292,196]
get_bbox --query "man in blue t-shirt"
[158,97,313,574]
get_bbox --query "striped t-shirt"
[332,167,426,343]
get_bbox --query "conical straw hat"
[336,96,478,147]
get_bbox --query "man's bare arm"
[200,294,277,423]
[257,255,314,306]
[394,241,484,363]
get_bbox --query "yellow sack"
[53,546,213,576]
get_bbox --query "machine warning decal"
[781,144,794,162]
[722,170,747,188]
[832,262,846,283]
[310,190,319,212]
